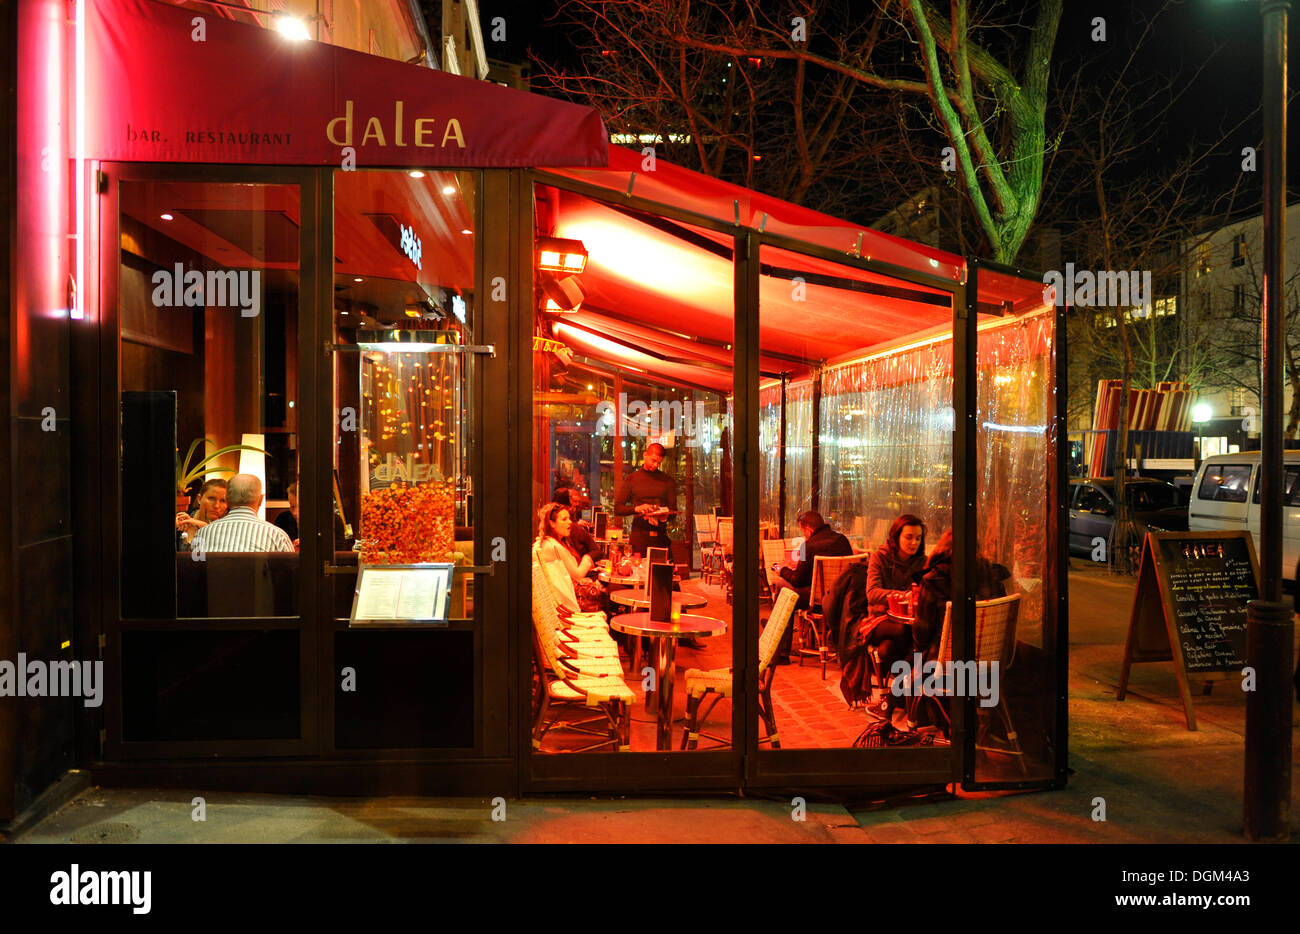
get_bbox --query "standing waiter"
[614,442,677,555]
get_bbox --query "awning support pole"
[779,376,788,534]
[810,365,822,515]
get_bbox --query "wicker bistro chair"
[761,537,798,605]
[914,594,1023,770]
[530,559,635,752]
[694,513,718,583]
[797,552,870,679]
[681,588,799,750]
[714,517,735,603]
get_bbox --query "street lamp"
[1192,402,1211,463]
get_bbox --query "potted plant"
[175,437,268,513]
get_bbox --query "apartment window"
[1231,233,1246,268]
[1196,241,1212,277]
[1233,284,1246,313]
[1154,296,1176,317]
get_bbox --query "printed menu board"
[350,564,453,625]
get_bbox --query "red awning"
[542,148,1049,315]
[86,0,609,168]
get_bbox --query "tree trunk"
[1112,308,1136,575]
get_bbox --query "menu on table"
[351,563,453,624]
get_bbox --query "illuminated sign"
[400,223,422,270]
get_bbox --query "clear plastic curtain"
[759,379,814,536]
[819,342,955,551]
[759,383,782,529]
[685,391,726,516]
[976,312,1055,646]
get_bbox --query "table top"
[599,571,644,586]
[609,612,727,639]
[609,590,707,610]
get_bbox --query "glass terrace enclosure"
[8,0,1067,805]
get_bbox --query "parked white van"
[1188,451,1300,582]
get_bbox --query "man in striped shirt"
[190,474,295,554]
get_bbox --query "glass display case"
[355,329,463,565]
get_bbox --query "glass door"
[524,180,742,787]
[100,165,320,759]
[325,168,485,754]
[748,237,959,788]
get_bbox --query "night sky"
[473,0,1298,206]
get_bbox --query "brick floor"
[536,576,878,752]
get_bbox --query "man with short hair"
[772,510,852,662]
[191,474,295,553]
[613,442,677,556]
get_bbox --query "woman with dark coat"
[840,514,927,716]
[913,529,1011,659]
[907,529,1010,733]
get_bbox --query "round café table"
[598,567,644,587]
[608,590,707,611]
[608,612,727,751]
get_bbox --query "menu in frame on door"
[351,563,453,626]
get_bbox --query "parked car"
[1189,451,1300,583]
[1068,477,1189,561]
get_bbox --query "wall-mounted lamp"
[274,15,312,40]
[542,276,585,313]
[536,236,588,273]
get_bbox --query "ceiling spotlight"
[160,213,174,221]
[409,170,426,179]
[353,277,364,282]
[274,15,311,40]
[442,185,456,195]
[461,228,472,235]
[536,236,588,273]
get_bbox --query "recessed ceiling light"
[442,185,455,195]
[160,213,174,221]
[460,228,472,235]
[353,277,363,282]
[409,170,426,179]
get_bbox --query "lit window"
[1196,242,1212,278]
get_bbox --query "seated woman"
[535,502,604,614]
[844,514,927,719]
[908,528,1009,732]
[176,478,228,550]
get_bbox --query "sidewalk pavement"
[11,563,1300,844]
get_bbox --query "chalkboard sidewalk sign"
[1118,531,1259,730]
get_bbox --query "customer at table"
[274,481,300,543]
[535,503,604,613]
[176,478,228,549]
[771,510,853,662]
[613,442,677,555]
[775,511,853,608]
[847,514,928,719]
[552,487,600,562]
[189,474,295,553]
[906,529,1009,732]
